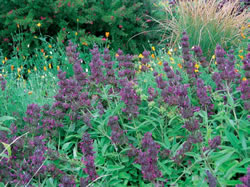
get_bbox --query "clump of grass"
[160,0,249,57]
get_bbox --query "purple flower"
[206,170,217,187]
[236,167,250,187]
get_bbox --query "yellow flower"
[177,63,182,69]
[151,54,155,59]
[34,66,37,71]
[75,32,78,36]
[57,66,60,71]
[2,69,4,73]
[242,77,247,81]
[194,63,200,69]
[20,65,23,69]
[34,36,38,39]
[17,24,20,28]
[174,48,177,52]
[28,91,33,95]
[49,64,52,69]
[151,46,155,51]
[17,68,21,73]
[212,55,215,59]
[28,69,31,73]
[115,53,119,57]
[139,65,142,70]
[170,57,174,61]
[37,23,41,27]
[194,69,199,73]
[241,33,246,39]
[167,51,172,56]
[4,57,7,61]
[48,44,52,48]
[77,18,79,22]
[105,32,110,38]
[239,55,244,60]
[50,56,53,59]
[2,60,5,64]
[107,44,110,48]
[0,74,2,77]
[150,68,153,71]
[158,61,162,66]
[82,42,88,46]
[44,66,47,71]
[11,65,14,71]
[239,49,243,53]
[215,61,217,65]
[138,54,144,58]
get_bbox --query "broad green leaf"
[118,172,131,180]
[1,142,11,159]
[106,165,125,171]
[0,116,15,124]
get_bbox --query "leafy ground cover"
[0,0,250,187]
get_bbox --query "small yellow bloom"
[151,46,155,51]
[170,57,174,61]
[241,32,246,39]
[242,77,247,81]
[194,63,200,69]
[28,91,32,95]
[37,23,41,27]
[239,55,244,60]
[75,32,78,36]
[215,61,217,65]
[28,69,31,73]
[105,32,110,38]
[115,53,119,57]
[151,54,155,59]
[4,57,7,61]
[139,65,142,70]
[17,68,21,73]
[158,61,162,66]
[150,68,153,71]
[107,44,110,48]
[34,66,37,71]
[11,65,14,71]
[17,24,20,28]
[167,51,172,56]
[34,36,38,39]
[194,69,199,73]
[49,64,52,69]
[174,48,177,52]
[50,56,53,59]
[57,66,60,71]
[2,60,5,64]
[178,63,182,69]
[82,42,88,46]
[2,69,4,73]
[77,18,79,22]
[138,54,144,58]
[20,65,23,69]
[48,44,52,48]
[212,55,215,59]
[44,66,47,71]
[239,49,243,53]
[241,26,245,30]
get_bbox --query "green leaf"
[118,172,131,180]
[106,165,125,172]
[0,126,11,133]
[0,116,15,124]
[62,142,73,151]
[0,142,11,159]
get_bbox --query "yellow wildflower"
[48,44,52,48]
[167,50,172,56]
[77,18,79,22]
[170,57,174,62]
[239,49,243,53]
[34,36,38,39]
[158,61,162,66]
[2,69,4,73]
[194,63,200,69]
[44,66,47,71]
[28,91,33,95]
[115,53,119,57]
[28,69,31,73]
[178,63,182,69]
[2,60,5,64]
[49,64,52,69]
[17,24,20,28]
[105,32,110,38]
[75,32,78,36]
[151,54,155,59]
[139,65,142,70]
[5,57,7,61]
[107,45,110,48]
[150,68,153,71]
[82,42,88,46]
[194,69,199,73]
[138,54,144,58]
[37,23,41,27]
[11,65,14,71]
[212,55,215,59]
[151,46,155,51]
[17,68,21,73]
[50,56,53,59]
[57,66,60,71]
[215,61,217,65]
[34,66,37,71]
[239,55,244,60]
[241,33,246,39]
[20,65,23,69]
[242,77,247,81]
